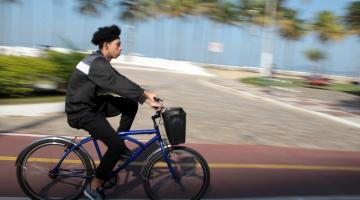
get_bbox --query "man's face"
[105,38,122,59]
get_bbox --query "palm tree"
[237,0,287,76]
[343,1,360,78]
[77,0,107,16]
[188,0,219,62]
[160,0,200,17]
[119,0,156,24]
[76,0,107,50]
[196,0,218,16]
[344,1,360,37]
[304,48,326,74]
[238,0,267,26]
[304,48,330,85]
[310,11,345,75]
[206,1,240,63]
[312,11,344,43]
[278,8,306,40]
[208,2,240,26]
[277,8,306,70]
[118,0,157,55]
[238,0,287,26]
[155,0,202,59]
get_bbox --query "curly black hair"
[91,25,121,48]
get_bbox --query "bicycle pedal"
[121,148,133,159]
[121,155,131,161]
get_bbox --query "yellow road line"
[0,156,15,161]
[3,156,360,172]
[28,157,81,164]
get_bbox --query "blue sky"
[0,0,359,76]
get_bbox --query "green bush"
[0,55,56,96]
[47,51,86,82]
[46,51,86,82]
[241,76,360,94]
[241,77,305,87]
[0,51,86,97]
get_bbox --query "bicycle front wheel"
[16,137,93,200]
[143,146,210,200]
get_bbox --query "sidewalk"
[0,64,359,130]
[204,68,360,129]
[0,63,359,151]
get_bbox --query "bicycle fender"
[15,136,96,170]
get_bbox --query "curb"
[0,102,64,116]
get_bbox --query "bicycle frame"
[52,125,178,180]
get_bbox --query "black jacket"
[65,51,146,119]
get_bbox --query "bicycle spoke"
[144,147,210,200]
[17,140,92,200]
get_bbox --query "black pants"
[68,95,138,180]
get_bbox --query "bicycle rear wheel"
[143,146,210,200]
[16,138,93,200]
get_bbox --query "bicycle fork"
[159,142,179,182]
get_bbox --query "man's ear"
[103,42,108,50]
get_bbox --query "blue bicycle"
[16,100,210,200]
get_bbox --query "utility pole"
[260,0,277,77]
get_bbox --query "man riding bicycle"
[65,25,161,200]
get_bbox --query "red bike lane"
[0,133,360,199]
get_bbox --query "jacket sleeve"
[88,57,147,104]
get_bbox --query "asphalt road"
[1,134,360,199]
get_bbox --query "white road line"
[200,80,360,129]
[0,133,84,138]
[0,133,195,144]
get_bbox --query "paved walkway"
[0,66,359,151]
[203,78,360,129]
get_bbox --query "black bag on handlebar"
[161,107,186,145]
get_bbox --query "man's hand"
[144,91,158,102]
[144,91,162,111]
[145,98,162,111]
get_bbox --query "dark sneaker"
[83,184,105,200]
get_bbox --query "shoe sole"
[83,190,96,200]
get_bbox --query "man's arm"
[88,57,147,103]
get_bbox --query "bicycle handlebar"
[153,96,163,103]
[151,97,164,121]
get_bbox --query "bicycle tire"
[16,137,93,200]
[142,146,210,200]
